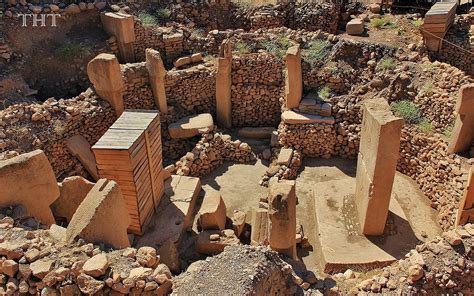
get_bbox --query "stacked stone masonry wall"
[165,64,216,117]
[121,63,155,110]
[231,53,284,127]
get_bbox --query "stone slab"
[237,127,276,139]
[277,148,293,166]
[52,176,95,222]
[135,175,201,247]
[168,113,214,139]
[281,110,335,125]
[66,135,99,181]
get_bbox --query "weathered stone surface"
[198,191,227,231]
[66,135,98,181]
[277,148,294,166]
[136,246,157,268]
[232,210,246,237]
[87,53,124,116]
[100,12,135,62]
[281,110,335,125]
[168,113,214,139]
[156,239,180,274]
[346,18,364,35]
[83,253,109,277]
[268,180,297,258]
[285,45,302,109]
[77,273,104,294]
[448,84,474,154]
[0,150,58,225]
[216,39,232,129]
[52,176,94,222]
[146,49,168,113]
[456,164,474,225]
[250,208,269,246]
[30,259,54,279]
[355,99,403,235]
[196,229,240,255]
[66,179,131,248]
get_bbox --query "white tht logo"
[18,14,60,27]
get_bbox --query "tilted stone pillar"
[268,180,297,259]
[456,164,474,225]
[355,99,403,236]
[87,53,124,116]
[448,84,474,154]
[285,45,302,109]
[216,39,232,129]
[100,12,136,63]
[146,48,168,113]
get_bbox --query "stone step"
[281,110,335,125]
[236,127,276,139]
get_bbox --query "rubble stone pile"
[231,53,284,127]
[0,206,172,295]
[174,132,256,177]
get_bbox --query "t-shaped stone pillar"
[0,150,59,225]
[268,180,297,259]
[456,164,474,225]
[285,44,302,109]
[216,39,232,129]
[100,12,136,63]
[87,53,124,116]
[355,99,403,236]
[146,48,168,114]
[448,84,474,154]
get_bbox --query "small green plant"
[55,43,91,61]
[191,28,205,39]
[421,81,433,94]
[370,17,397,29]
[418,118,433,133]
[376,57,396,71]
[156,8,172,22]
[234,40,254,54]
[391,100,422,124]
[302,39,332,67]
[318,86,331,100]
[412,19,424,29]
[138,12,157,25]
[262,34,291,58]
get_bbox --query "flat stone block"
[277,148,293,166]
[52,176,94,222]
[250,208,269,246]
[66,135,98,181]
[198,191,227,231]
[281,110,335,125]
[168,113,214,139]
[196,229,240,255]
[346,18,364,35]
[237,127,276,139]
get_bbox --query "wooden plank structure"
[456,164,474,225]
[422,1,458,52]
[92,110,164,235]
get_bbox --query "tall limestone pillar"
[146,48,168,114]
[355,99,403,236]
[87,53,124,116]
[456,164,474,225]
[285,45,302,109]
[216,39,232,129]
[448,84,474,154]
[100,12,136,63]
[268,180,297,259]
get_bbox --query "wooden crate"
[92,110,164,235]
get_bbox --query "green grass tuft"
[262,34,291,58]
[376,57,396,71]
[412,19,423,29]
[318,86,331,100]
[370,17,397,29]
[302,39,332,67]
[234,40,254,54]
[55,43,91,61]
[138,12,157,25]
[391,100,422,124]
[156,8,172,21]
[418,118,433,133]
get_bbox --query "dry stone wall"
[231,53,284,127]
[174,132,255,177]
[0,89,116,179]
[165,63,216,117]
[121,62,155,110]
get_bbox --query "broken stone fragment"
[196,229,240,255]
[52,176,94,223]
[232,210,246,237]
[198,191,227,231]
[82,253,109,278]
[168,113,214,139]
[136,246,158,268]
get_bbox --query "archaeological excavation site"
[0,0,473,294]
